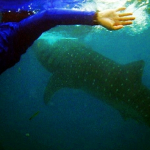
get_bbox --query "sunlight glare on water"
[125,2,150,35]
[80,0,150,35]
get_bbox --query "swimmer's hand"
[95,7,135,30]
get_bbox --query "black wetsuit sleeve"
[0,9,95,74]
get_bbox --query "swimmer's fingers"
[119,16,135,21]
[121,21,133,25]
[119,12,133,17]
[116,7,135,21]
[112,21,132,30]
[112,20,133,30]
[112,25,123,30]
[116,7,126,12]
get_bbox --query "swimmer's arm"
[19,7,135,36]
[18,9,96,35]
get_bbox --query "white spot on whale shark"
[33,39,150,127]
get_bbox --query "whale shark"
[33,38,150,127]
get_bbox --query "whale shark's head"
[33,39,58,72]
[33,38,84,73]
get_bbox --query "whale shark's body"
[33,39,150,127]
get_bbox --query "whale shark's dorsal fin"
[116,60,145,121]
[123,60,145,84]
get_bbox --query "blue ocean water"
[0,0,150,150]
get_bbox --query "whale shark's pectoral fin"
[44,72,71,104]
